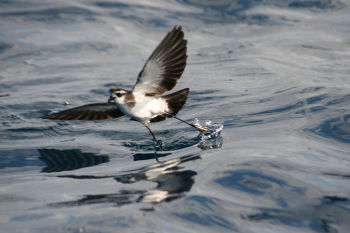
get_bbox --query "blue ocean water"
[1,0,350,232]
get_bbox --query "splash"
[194,118,223,139]
[193,118,223,149]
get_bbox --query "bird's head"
[108,87,130,104]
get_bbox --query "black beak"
[108,96,115,103]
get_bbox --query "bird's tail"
[162,88,189,116]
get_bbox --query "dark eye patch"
[116,92,122,97]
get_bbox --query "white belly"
[117,97,169,123]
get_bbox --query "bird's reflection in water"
[115,154,198,203]
[39,148,200,207]
[39,149,109,173]
[133,152,171,161]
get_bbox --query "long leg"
[143,123,161,148]
[143,123,161,162]
[168,114,211,133]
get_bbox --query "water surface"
[1,0,350,232]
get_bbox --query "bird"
[41,26,209,147]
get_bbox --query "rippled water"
[1,0,350,232]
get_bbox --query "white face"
[109,89,127,104]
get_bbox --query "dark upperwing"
[41,102,124,121]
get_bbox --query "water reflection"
[115,154,199,203]
[39,148,109,173]
[133,152,171,161]
[246,195,349,233]
[40,149,200,207]
[307,114,350,143]
[216,170,288,195]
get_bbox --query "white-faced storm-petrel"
[41,26,209,146]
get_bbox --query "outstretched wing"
[132,26,187,96]
[41,103,124,121]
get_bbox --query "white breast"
[118,96,169,123]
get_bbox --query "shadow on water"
[42,152,201,207]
